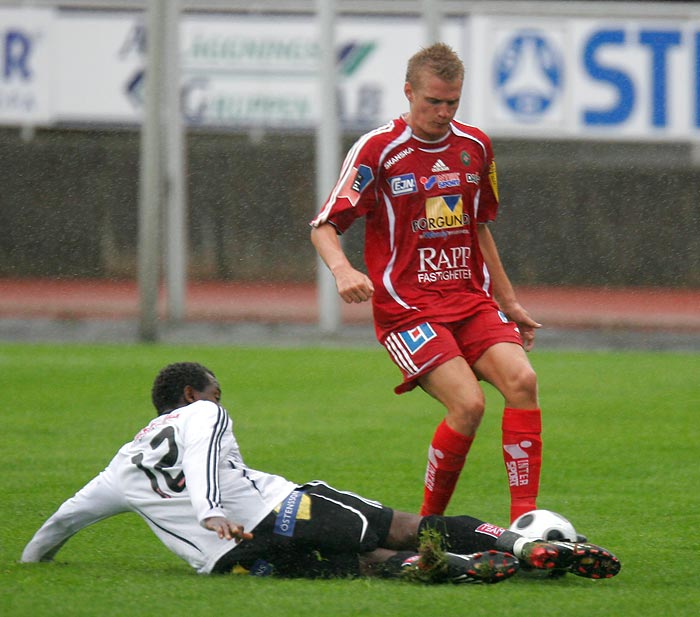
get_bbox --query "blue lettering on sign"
[582,29,634,126]
[639,30,681,127]
[582,26,697,130]
[3,30,31,80]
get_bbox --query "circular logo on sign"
[494,31,563,120]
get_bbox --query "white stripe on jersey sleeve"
[311,120,397,226]
[450,122,488,159]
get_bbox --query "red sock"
[420,420,474,516]
[502,407,542,523]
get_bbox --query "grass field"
[1,343,699,616]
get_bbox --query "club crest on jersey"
[339,164,374,206]
[398,323,437,354]
[389,173,417,195]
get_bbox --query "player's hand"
[204,517,254,542]
[502,302,542,352]
[332,264,374,304]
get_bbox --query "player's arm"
[310,223,374,304]
[477,223,541,351]
[21,463,127,563]
[181,405,254,542]
[181,403,233,527]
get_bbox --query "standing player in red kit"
[310,43,543,523]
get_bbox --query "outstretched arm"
[21,465,127,563]
[477,223,541,351]
[310,223,374,304]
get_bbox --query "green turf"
[1,343,699,616]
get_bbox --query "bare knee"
[419,356,485,435]
[446,396,485,435]
[503,365,538,408]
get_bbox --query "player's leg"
[293,482,392,554]
[272,483,517,583]
[363,547,519,584]
[473,341,542,522]
[212,484,388,578]
[417,358,485,516]
[383,323,482,517]
[367,511,518,583]
[415,513,621,580]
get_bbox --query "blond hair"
[405,43,465,87]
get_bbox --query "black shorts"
[212,481,394,577]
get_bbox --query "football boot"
[520,540,621,579]
[402,549,519,584]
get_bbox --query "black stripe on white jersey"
[139,509,204,554]
[205,405,229,510]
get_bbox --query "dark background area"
[1,127,698,288]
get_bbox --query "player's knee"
[505,365,538,404]
[447,399,485,434]
[516,365,538,392]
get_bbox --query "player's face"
[404,70,462,141]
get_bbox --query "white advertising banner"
[468,15,700,140]
[53,12,144,123]
[0,7,53,125]
[2,7,699,142]
[53,12,461,130]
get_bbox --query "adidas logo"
[431,159,449,172]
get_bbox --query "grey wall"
[1,128,697,287]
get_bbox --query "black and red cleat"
[521,541,621,579]
[402,549,520,584]
[443,550,520,584]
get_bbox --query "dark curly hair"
[151,362,216,415]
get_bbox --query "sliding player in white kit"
[21,362,620,582]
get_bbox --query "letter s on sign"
[582,29,635,126]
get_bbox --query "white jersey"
[21,400,298,574]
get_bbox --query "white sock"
[512,537,531,559]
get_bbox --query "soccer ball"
[509,509,578,542]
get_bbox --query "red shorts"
[381,308,523,394]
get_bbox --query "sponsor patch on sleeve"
[339,164,374,206]
[488,159,499,201]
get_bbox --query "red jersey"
[311,115,502,341]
